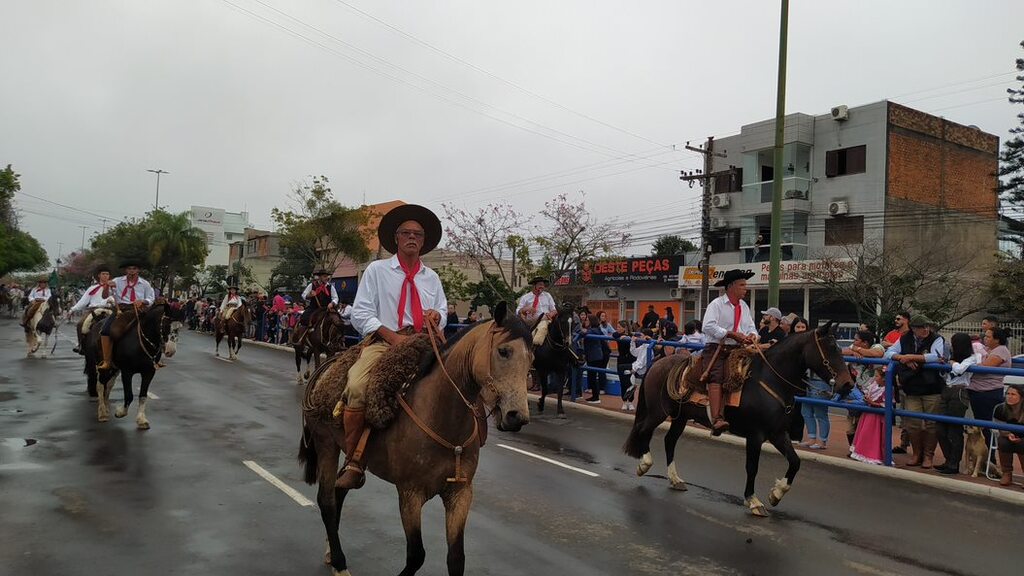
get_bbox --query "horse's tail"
[622,375,651,458]
[297,422,318,485]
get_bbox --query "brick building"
[676,100,1000,323]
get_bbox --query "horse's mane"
[762,329,814,359]
[442,314,532,356]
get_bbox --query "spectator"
[758,307,786,347]
[884,314,946,468]
[629,330,655,403]
[780,313,797,336]
[793,317,809,333]
[859,322,872,333]
[584,314,610,404]
[467,310,480,323]
[882,311,910,348]
[278,307,291,344]
[970,326,1013,454]
[570,314,589,399]
[254,294,268,341]
[787,317,810,444]
[844,330,885,448]
[978,315,1000,355]
[641,305,659,330]
[655,320,680,359]
[664,306,675,324]
[613,320,638,411]
[597,311,615,372]
[935,333,981,475]
[851,365,888,465]
[184,297,197,330]
[445,304,461,337]
[681,320,706,349]
[994,383,1024,487]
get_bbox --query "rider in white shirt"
[219,286,246,320]
[70,265,116,354]
[20,278,52,327]
[97,260,157,370]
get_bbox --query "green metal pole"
[767,0,789,307]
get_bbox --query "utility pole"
[55,241,63,267]
[100,218,109,233]
[147,169,169,210]
[767,0,790,307]
[79,226,88,251]
[681,137,726,319]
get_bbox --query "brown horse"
[297,301,532,576]
[292,309,349,385]
[214,304,251,360]
[623,322,854,517]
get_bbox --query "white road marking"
[243,460,315,507]
[496,443,600,477]
[147,393,159,400]
[214,356,233,363]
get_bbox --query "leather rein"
[754,331,840,412]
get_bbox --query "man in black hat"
[218,285,246,321]
[701,269,759,435]
[20,277,51,328]
[337,204,448,490]
[69,265,116,354]
[516,276,557,321]
[97,259,156,370]
[292,269,339,342]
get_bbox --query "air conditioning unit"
[711,194,730,208]
[711,217,728,229]
[604,287,618,298]
[669,287,682,299]
[784,189,806,200]
[831,105,849,121]
[828,200,849,216]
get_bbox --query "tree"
[270,246,315,292]
[436,263,471,304]
[0,164,49,277]
[442,202,534,298]
[652,234,697,258]
[999,40,1024,205]
[1,164,21,230]
[534,192,629,274]
[467,272,519,312]
[271,176,369,275]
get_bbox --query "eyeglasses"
[397,229,425,239]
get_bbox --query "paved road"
[1,319,1020,576]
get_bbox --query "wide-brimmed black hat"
[93,264,111,276]
[378,204,442,255]
[119,258,145,268]
[227,285,239,291]
[312,269,330,277]
[36,277,48,283]
[713,269,755,288]
[528,276,548,286]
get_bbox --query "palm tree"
[147,210,209,293]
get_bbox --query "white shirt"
[70,284,116,312]
[515,290,556,318]
[29,287,51,301]
[351,255,448,337]
[220,294,245,312]
[701,294,758,345]
[112,275,155,306]
[302,282,339,306]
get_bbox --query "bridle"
[133,303,168,369]
[754,330,843,411]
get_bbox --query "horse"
[297,301,532,576]
[24,293,61,358]
[622,321,854,517]
[214,302,252,360]
[292,309,349,385]
[0,288,17,318]
[533,303,578,417]
[83,300,184,429]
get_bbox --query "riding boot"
[906,431,924,467]
[708,383,729,436]
[97,335,114,370]
[999,450,1014,487]
[73,331,84,355]
[921,431,938,469]
[335,409,370,490]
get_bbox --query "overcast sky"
[2,0,1022,265]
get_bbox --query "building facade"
[189,205,251,268]
[228,228,281,292]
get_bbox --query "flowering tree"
[442,202,534,302]
[534,192,630,275]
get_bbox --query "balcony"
[741,177,812,211]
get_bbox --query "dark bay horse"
[24,293,60,358]
[533,303,578,417]
[215,303,251,360]
[292,309,349,385]
[623,322,854,517]
[298,301,532,576]
[84,300,183,429]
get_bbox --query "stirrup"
[335,463,366,489]
[711,418,729,437]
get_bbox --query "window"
[825,216,864,245]
[825,145,866,177]
[710,228,741,252]
[713,167,743,193]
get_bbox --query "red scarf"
[312,283,330,297]
[729,297,741,333]
[532,291,541,310]
[88,283,110,298]
[121,277,138,303]
[397,258,424,332]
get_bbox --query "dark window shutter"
[731,168,743,192]
[714,173,730,193]
[847,145,867,174]
[825,150,838,177]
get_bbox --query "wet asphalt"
[0,317,1020,576]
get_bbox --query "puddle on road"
[2,438,38,449]
[0,408,24,414]
[513,432,599,465]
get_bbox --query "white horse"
[24,296,58,358]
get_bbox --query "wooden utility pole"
[767,0,790,306]
[681,137,726,318]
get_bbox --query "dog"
[964,426,991,478]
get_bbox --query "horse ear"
[816,320,833,335]
[493,301,509,327]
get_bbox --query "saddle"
[671,346,758,404]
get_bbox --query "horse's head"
[151,299,184,358]
[806,321,854,397]
[474,301,533,432]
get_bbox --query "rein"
[754,331,840,411]
[133,304,164,370]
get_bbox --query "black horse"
[623,321,854,517]
[83,300,183,428]
[534,303,578,417]
[291,310,351,385]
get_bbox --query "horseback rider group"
[336,203,448,490]
[291,270,340,343]
[97,260,156,370]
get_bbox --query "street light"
[147,169,169,210]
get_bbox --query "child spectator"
[851,366,888,465]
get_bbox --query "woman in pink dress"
[851,367,887,465]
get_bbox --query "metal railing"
[576,333,1024,468]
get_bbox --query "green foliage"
[467,272,518,312]
[0,164,48,276]
[1,164,21,230]
[436,263,471,303]
[270,176,369,276]
[999,40,1024,205]
[270,246,315,292]
[652,235,697,258]
[989,253,1024,320]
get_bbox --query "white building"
[189,206,251,268]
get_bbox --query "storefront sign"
[678,259,855,287]
[578,256,683,285]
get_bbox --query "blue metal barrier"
[577,333,1024,468]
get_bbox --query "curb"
[532,392,1024,506]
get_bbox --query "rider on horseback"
[19,277,51,328]
[702,269,759,436]
[336,203,448,490]
[70,265,116,355]
[97,260,156,371]
[292,270,339,343]
[219,285,245,320]
[515,276,558,342]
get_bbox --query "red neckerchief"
[121,277,138,302]
[532,290,541,310]
[728,296,741,333]
[397,258,424,332]
[312,283,330,297]
[88,283,109,298]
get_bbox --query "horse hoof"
[333,570,351,576]
[768,493,781,506]
[137,420,150,430]
[115,406,127,418]
[637,453,653,476]
[745,496,770,518]
[98,415,109,423]
[89,396,99,403]
[556,412,567,419]
[669,481,688,491]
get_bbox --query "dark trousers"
[937,386,969,469]
[969,388,1005,449]
[616,364,633,401]
[586,355,608,399]
[255,314,266,341]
